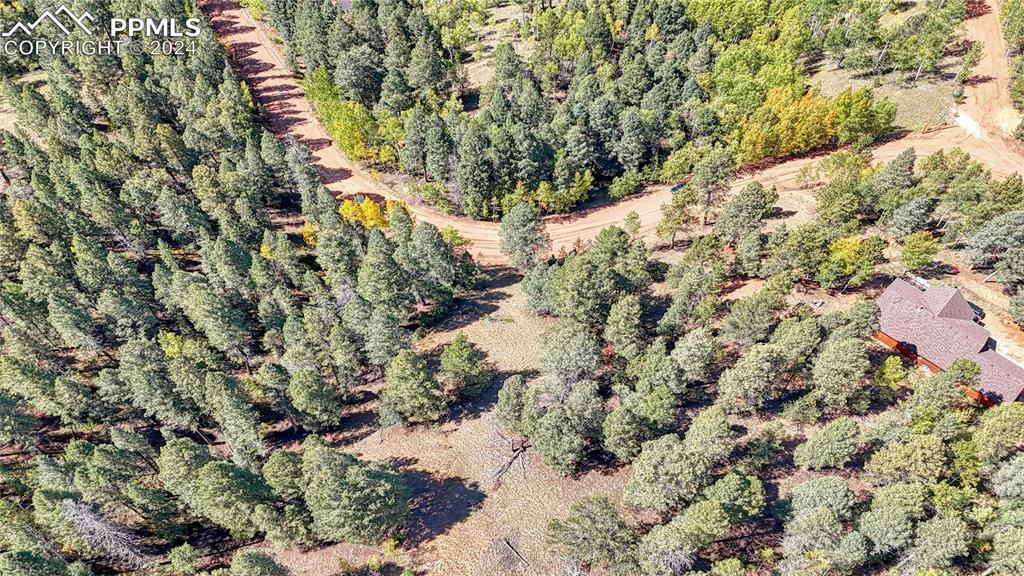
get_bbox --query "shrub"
[794,417,859,470]
[609,168,643,199]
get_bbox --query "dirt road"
[203,0,1024,266]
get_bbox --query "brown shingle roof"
[923,285,977,321]
[877,279,1024,403]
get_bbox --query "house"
[875,278,1024,405]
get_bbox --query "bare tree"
[487,420,528,486]
[60,499,149,569]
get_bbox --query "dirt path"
[963,0,1021,136]
[203,0,1024,266]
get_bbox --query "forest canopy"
[0,0,483,573]
[258,0,966,219]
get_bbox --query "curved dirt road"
[204,0,1024,265]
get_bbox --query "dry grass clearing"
[808,56,958,132]
[465,2,534,94]
[273,272,628,576]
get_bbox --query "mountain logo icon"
[1,5,96,37]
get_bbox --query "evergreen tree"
[156,437,212,511]
[0,392,39,448]
[672,327,719,383]
[604,294,643,360]
[408,34,445,94]
[794,417,860,470]
[263,448,305,501]
[204,372,265,468]
[301,436,409,543]
[456,124,492,218]
[0,550,69,576]
[377,350,446,425]
[495,374,530,435]
[546,497,638,573]
[615,109,649,171]
[117,338,198,429]
[691,148,735,225]
[714,182,778,245]
[499,203,549,271]
[194,461,271,539]
[288,368,345,429]
[531,405,588,475]
[438,334,492,397]
[230,551,290,576]
[716,345,782,413]
[811,338,870,413]
[357,230,411,313]
[602,404,654,463]
[541,321,601,391]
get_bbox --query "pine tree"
[671,327,719,383]
[531,405,588,475]
[357,230,411,314]
[637,501,730,576]
[193,461,271,539]
[156,437,211,510]
[550,254,619,326]
[363,306,410,367]
[657,186,698,246]
[546,497,638,573]
[263,448,305,501]
[301,436,408,544]
[602,404,654,463]
[714,182,778,245]
[377,350,446,425]
[522,260,558,314]
[541,321,601,392]
[409,221,459,305]
[495,374,530,435]
[438,334,492,397]
[889,195,932,238]
[456,123,491,218]
[615,109,649,171]
[691,148,735,225]
[424,115,450,182]
[408,34,445,94]
[0,550,69,576]
[230,551,290,576]
[378,68,414,116]
[288,368,345,429]
[401,107,429,176]
[624,434,699,510]
[498,203,549,271]
[203,372,265,468]
[604,294,643,360]
[182,283,251,360]
[715,345,782,413]
[0,391,38,448]
[794,417,860,470]
[811,338,870,413]
[47,294,100,355]
[117,338,198,429]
